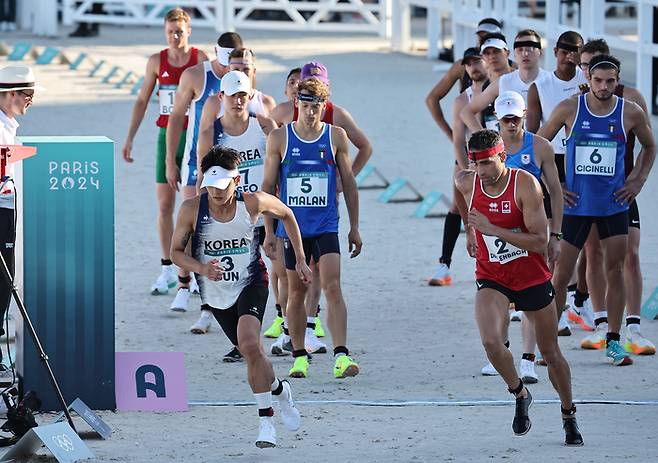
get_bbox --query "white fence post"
[427,1,440,59]
[637,1,653,106]
[391,0,411,52]
[380,0,393,39]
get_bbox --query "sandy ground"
[1,23,658,462]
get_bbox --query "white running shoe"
[271,334,290,356]
[150,265,177,295]
[520,359,538,384]
[305,328,327,354]
[189,273,200,295]
[510,310,523,322]
[481,361,499,376]
[581,322,607,350]
[255,417,277,448]
[170,288,189,312]
[276,380,301,431]
[558,310,572,336]
[428,263,452,286]
[190,310,213,334]
[566,294,595,331]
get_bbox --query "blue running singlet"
[505,131,541,181]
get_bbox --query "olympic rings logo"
[52,434,75,452]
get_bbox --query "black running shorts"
[562,210,629,249]
[476,279,554,312]
[628,200,640,229]
[204,284,268,346]
[283,232,340,270]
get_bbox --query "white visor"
[215,46,234,66]
[201,166,239,190]
[480,38,508,52]
[476,23,501,34]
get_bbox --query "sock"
[275,304,282,318]
[606,332,620,347]
[254,392,273,417]
[440,212,462,268]
[333,346,349,358]
[161,258,172,266]
[271,378,283,396]
[626,316,641,334]
[306,316,316,330]
[567,283,577,293]
[594,311,608,326]
[178,275,190,289]
[316,305,321,315]
[504,340,510,349]
[283,317,289,336]
[292,349,308,358]
[521,353,535,362]
[573,289,589,308]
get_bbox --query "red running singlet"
[156,47,199,128]
[293,101,334,124]
[470,169,551,290]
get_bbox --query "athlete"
[165,31,243,330]
[171,146,310,448]
[121,8,206,299]
[455,129,582,446]
[262,78,363,379]
[538,54,656,366]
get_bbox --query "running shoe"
[334,355,359,379]
[264,316,284,338]
[606,339,633,366]
[150,265,177,295]
[558,311,571,336]
[563,417,584,446]
[255,417,276,448]
[519,359,538,384]
[510,310,523,322]
[289,356,309,378]
[481,361,499,376]
[270,334,290,356]
[566,296,595,331]
[190,310,213,334]
[535,353,547,367]
[581,322,607,349]
[512,388,532,436]
[428,263,452,286]
[223,347,243,363]
[189,273,200,295]
[305,328,327,354]
[624,332,656,355]
[314,316,325,338]
[276,380,301,431]
[170,288,190,312]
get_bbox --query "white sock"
[307,316,314,324]
[594,311,607,322]
[254,392,272,411]
[283,317,288,329]
[271,378,281,393]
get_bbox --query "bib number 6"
[589,148,602,164]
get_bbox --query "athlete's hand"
[468,209,494,235]
[263,235,277,260]
[547,237,560,271]
[561,184,578,207]
[295,261,312,284]
[615,177,642,205]
[466,227,478,258]
[348,228,362,258]
[122,141,134,163]
[166,163,181,192]
[201,259,224,281]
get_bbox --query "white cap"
[200,165,239,190]
[480,38,508,52]
[220,70,251,95]
[0,65,45,92]
[495,91,526,118]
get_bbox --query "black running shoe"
[512,388,533,435]
[563,418,584,446]
[223,347,243,363]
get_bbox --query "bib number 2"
[482,234,528,264]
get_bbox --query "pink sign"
[115,352,188,412]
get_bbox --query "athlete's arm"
[171,197,212,276]
[425,61,465,139]
[525,83,542,133]
[256,114,277,136]
[165,66,199,191]
[616,102,657,203]
[537,98,574,143]
[122,53,159,163]
[461,80,499,133]
[469,170,548,254]
[261,93,277,117]
[244,192,311,283]
[270,101,292,127]
[261,127,285,258]
[196,97,221,191]
[333,126,362,258]
[332,105,372,175]
[452,93,469,169]
[454,169,477,257]
[535,135,563,267]
[197,50,210,62]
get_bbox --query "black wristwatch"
[550,232,563,241]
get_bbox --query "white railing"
[392,0,658,108]
[58,0,391,36]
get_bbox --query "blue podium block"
[69,52,88,70]
[413,190,451,218]
[17,136,115,411]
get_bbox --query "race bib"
[159,85,189,116]
[575,141,616,176]
[482,234,528,264]
[286,172,328,207]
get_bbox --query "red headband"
[469,142,505,161]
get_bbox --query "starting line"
[189,398,658,408]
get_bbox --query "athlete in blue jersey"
[172,146,311,448]
[262,77,363,380]
[539,54,656,367]
[165,32,244,332]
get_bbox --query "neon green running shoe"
[314,316,325,338]
[289,356,309,378]
[334,355,359,379]
[263,316,284,338]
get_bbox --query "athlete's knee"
[157,200,175,217]
[321,279,343,302]
[238,335,261,359]
[481,337,505,355]
[538,345,562,366]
